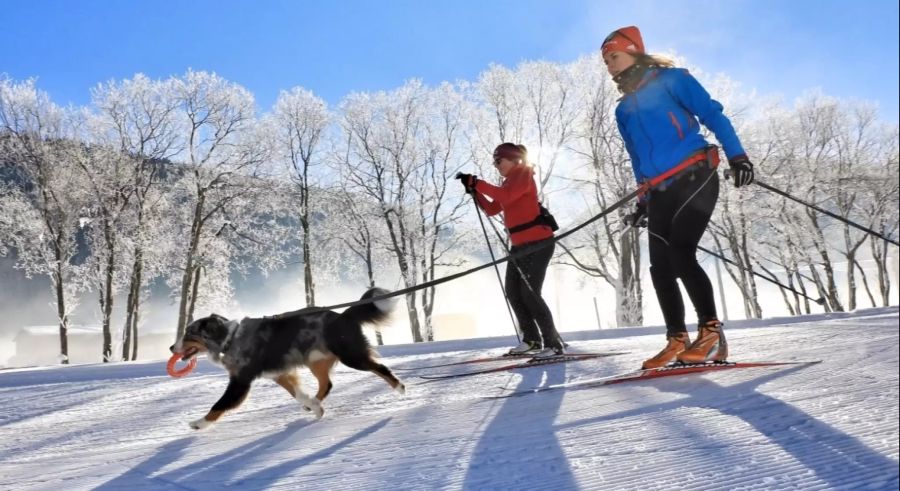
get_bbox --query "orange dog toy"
[167,352,197,378]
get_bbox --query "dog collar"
[220,321,241,354]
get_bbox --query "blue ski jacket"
[615,67,746,184]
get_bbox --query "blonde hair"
[634,53,675,68]
[612,52,677,94]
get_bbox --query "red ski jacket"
[473,165,553,246]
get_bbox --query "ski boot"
[533,340,566,359]
[677,320,728,364]
[642,332,691,369]
[508,340,542,356]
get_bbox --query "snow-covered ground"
[0,307,897,490]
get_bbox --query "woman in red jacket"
[457,143,564,358]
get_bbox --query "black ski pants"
[506,238,561,348]
[647,164,720,336]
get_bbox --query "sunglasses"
[493,157,504,166]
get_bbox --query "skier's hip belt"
[646,145,720,193]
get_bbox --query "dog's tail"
[338,287,396,328]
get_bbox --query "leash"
[283,185,644,315]
[276,150,728,315]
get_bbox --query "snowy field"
[0,307,897,490]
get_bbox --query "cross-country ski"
[1,3,897,489]
[417,352,629,380]
[489,360,823,399]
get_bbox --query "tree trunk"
[808,211,844,311]
[616,229,642,326]
[404,291,423,342]
[384,213,424,342]
[365,254,384,346]
[852,258,878,308]
[131,253,144,360]
[122,247,145,361]
[807,264,833,313]
[122,267,137,361]
[793,271,812,314]
[760,264,795,316]
[176,198,205,341]
[844,228,858,311]
[302,217,316,306]
[188,265,202,324]
[101,228,116,362]
[870,236,892,306]
[739,228,763,319]
[54,243,69,365]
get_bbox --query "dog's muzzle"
[170,335,204,361]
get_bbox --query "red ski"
[490,360,822,398]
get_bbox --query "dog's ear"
[192,314,231,345]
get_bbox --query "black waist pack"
[508,203,559,234]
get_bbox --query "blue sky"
[2,0,898,122]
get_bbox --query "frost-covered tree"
[827,102,897,309]
[70,143,136,362]
[270,87,330,307]
[516,60,580,192]
[559,55,644,327]
[473,64,527,147]
[89,74,182,360]
[337,80,471,342]
[326,184,396,344]
[167,70,278,340]
[865,127,900,306]
[0,77,90,363]
[413,82,474,338]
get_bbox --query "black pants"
[506,238,561,348]
[647,165,719,336]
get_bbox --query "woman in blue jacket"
[601,26,755,369]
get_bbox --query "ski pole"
[725,170,899,246]
[474,194,571,347]
[697,244,826,305]
[293,185,644,314]
[467,189,521,342]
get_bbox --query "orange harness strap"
[638,145,720,198]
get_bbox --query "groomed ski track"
[0,307,897,490]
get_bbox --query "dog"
[170,287,404,430]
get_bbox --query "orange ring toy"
[167,352,197,378]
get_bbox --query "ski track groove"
[0,309,896,489]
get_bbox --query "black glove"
[728,155,754,188]
[455,173,478,194]
[623,201,648,228]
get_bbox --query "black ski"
[394,352,534,371]
[396,350,619,371]
[418,352,629,381]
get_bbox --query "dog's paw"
[306,400,325,419]
[296,393,324,419]
[189,418,213,430]
[395,382,406,395]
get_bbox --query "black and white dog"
[170,287,404,430]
